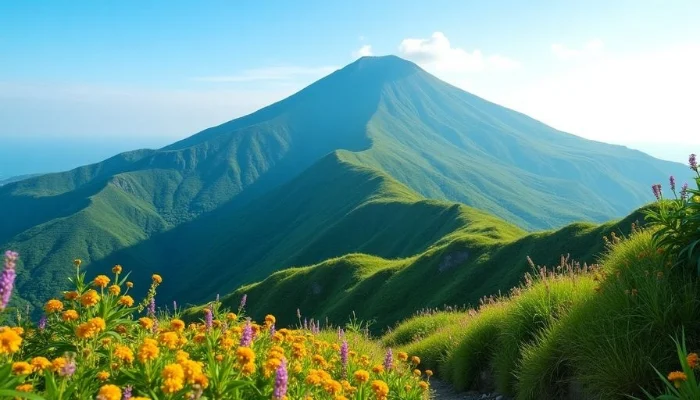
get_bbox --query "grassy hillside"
[218,205,646,331]
[391,229,700,399]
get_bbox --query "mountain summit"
[0,55,688,312]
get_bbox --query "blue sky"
[1,0,699,166]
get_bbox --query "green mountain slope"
[90,152,524,305]
[220,208,645,331]
[0,55,689,312]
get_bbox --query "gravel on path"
[430,380,507,400]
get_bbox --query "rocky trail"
[430,380,508,400]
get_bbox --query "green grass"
[382,311,468,348]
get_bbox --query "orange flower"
[0,327,23,354]
[354,370,370,383]
[170,319,185,332]
[108,285,121,296]
[138,317,154,330]
[44,299,64,313]
[93,275,110,288]
[31,356,52,372]
[80,290,100,307]
[97,371,110,381]
[688,353,699,369]
[118,295,134,307]
[152,274,163,284]
[12,361,33,375]
[97,384,121,400]
[114,345,134,363]
[64,291,79,300]
[62,309,79,321]
[112,265,122,274]
[668,371,687,388]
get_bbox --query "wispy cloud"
[352,45,373,58]
[398,32,520,73]
[551,39,604,60]
[192,66,338,83]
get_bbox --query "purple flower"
[340,340,349,377]
[122,385,133,400]
[690,153,698,171]
[59,357,76,377]
[239,294,247,311]
[273,358,288,399]
[269,323,276,337]
[681,183,689,200]
[38,315,47,331]
[670,176,676,192]
[204,306,213,331]
[240,320,253,347]
[384,348,394,370]
[0,251,18,310]
[148,297,156,317]
[652,184,662,200]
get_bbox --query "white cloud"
[192,65,338,83]
[352,44,373,58]
[551,39,604,60]
[398,32,519,73]
[496,43,700,146]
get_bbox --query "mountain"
[0,174,41,186]
[0,55,689,312]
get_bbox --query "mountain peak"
[339,55,422,83]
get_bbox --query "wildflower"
[58,357,77,377]
[240,320,253,347]
[126,282,133,288]
[239,294,247,311]
[668,371,687,388]
[0,251,19,310]
[80,290,100,307]
[122,386,132,400]
[0,327,23,354]
[371,380,390,399]
[373,365,385,374]
[139,317,154,330]
[31,356,51,372]
[97,370,110,381]
[237,347,256,365]
[226,312,237,321]
[94,275,111,288]
[64,290,79,300]
[138,339,160,363]
[426,369,433,377]
[171,319,185,332]
[38,315,47,330]
[161,364,185,394]
[324,379,343,395]
[340,340,349,376]
[690,153,698,171]
[148,297,156,316]
[418,381,430,391]
[114,345,134,363]
[204,308,213,331]
[383,348,393,370]
[76,317,106,339]
[397,352,408,362]
[119,295,134,307]
[112,265,122,274]
[159,331,180,350]
[413,369,421,376]
[652,184,662,200]
[97,384,121,400]
[681,183,689,200]
[44,298,63,313]
[670,175,676,192]
[265,314,276,326]
[688,353,699,369]
[152,274,162,284]
[12,361,33,375]
[273,359,288,400]
[16,384,33,392]
[241,362,256,376]
[108,284,121,295]
[411,355,421,365]
[62,309,79,321]
[179,359,203,383]
[74,259,82,268]
[354,370,370,383]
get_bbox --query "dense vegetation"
[0,55,690,320]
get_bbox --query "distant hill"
[0,174,41,186]
[0,55,688,313]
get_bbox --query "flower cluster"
[0,258,431,399]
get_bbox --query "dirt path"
[430,380,506,400]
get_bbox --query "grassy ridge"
[218,206,645,333]
[392,230,700,399]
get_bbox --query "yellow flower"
[76,317,106,339]
[265,314,276,325]
[80,290,101,307]
[118,295,134,307]
[51,357,67,372]
[371,380,390,398]
[159,331,180,350]
[62,309,79,321]
[138,339,160,363]
[73,259,82,268]
[97,370,110,381]
[162,362,185,380]
[668,371,688,388]
[179,359,203,383]
[688,353,699,369]
[413,369,421,377]
[397,352,408,361]
[114,345,134,363]
[0,327,23,354]
[31,356,52,372]
[170,319,185,332]
[418,381,430,391]
[241,362,256,376]
[44,299,64,313]
[193,373,209,388]
[11,327,23,336]
[126,282,134,288]
[324,379,343,395]
[112,265,122,274]
[237,347,256,365]
[108,285,121,296]
[93,275,111,288]
[152,274,163,284]
[12,361,33,375]
[226,312,237,321]
[354,370,370,383]
[97,384,121,400]
[131,398,150,400]
[64,291,79,300]
[411,356,421,365]
[16,383,33,392]
[139,317,154,330]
